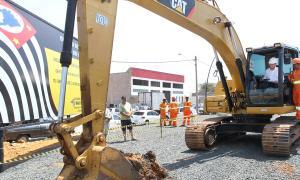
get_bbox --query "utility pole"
[178,53,200,114]
[195,56,199,115]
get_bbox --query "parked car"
[138,105,151,110]
[131,110,160,125]
[3,119,56,143]
[109,108,120,115]
[193,104,206,115]
[198,107,205,115]
[109,114,121,129]
[178,107,197,117]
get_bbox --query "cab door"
[246,48,282,106]
[246,47,299,106]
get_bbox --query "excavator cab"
[246,43,299,106]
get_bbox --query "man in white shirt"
[263,57,279,83]
[119,96,135,141]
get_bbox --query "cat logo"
[158,0,195,18]
[171,0,188,14]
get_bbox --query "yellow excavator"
[50,0,300,179]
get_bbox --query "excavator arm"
[51,0,247,179]
[131,0,246,91]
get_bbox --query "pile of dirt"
[125,151,169,179]
[3,138,59,161]
[272,162,295,175]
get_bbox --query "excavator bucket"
[56,146,168,180]
[98,147,142,179]
[57,147,141,180]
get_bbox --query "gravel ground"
[1,115,300,180]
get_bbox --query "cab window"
[247,50,280,105]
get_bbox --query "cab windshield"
[247,49,281,105]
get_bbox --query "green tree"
[199,83,215,95]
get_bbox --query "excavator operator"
[263,57,279,87]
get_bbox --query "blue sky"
[10,0,300,94]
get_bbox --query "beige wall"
[107,72,131,106]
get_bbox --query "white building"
[107,67,185,106]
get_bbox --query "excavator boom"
[76,0,248,117]
[130,0,246,91]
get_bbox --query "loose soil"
[126,151,169,179]
[271,162,295,176]
[4,138,59,161]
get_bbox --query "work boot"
[130,131,136,141]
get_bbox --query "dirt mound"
[271,162,295,175]
[125,151,169,179]
[4,139,59,161]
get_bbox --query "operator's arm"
[263,69,269,80]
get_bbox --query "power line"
[112,59,210,66]
[112,59,193,63]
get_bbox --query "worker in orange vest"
[289,58,300,121]
[169,97,179,127]
[160,98,168,126]
[181,96,192,126]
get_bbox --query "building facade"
[107,67,185,106]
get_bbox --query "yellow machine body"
[51,0,298,179]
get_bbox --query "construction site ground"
[4,139,59,161]
[1,115,300,180]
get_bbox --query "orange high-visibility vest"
[183,101,192,115]
[289,69,300,120]
[160,102,168,118]
[169,102,178,119]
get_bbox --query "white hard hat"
[268,57,278,65]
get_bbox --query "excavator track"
[185,118,222,150]
[262,117,300,156]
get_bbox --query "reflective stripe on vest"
[293,80,300,85]
[296,106,300,111]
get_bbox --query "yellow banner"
[46,48,81,114]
